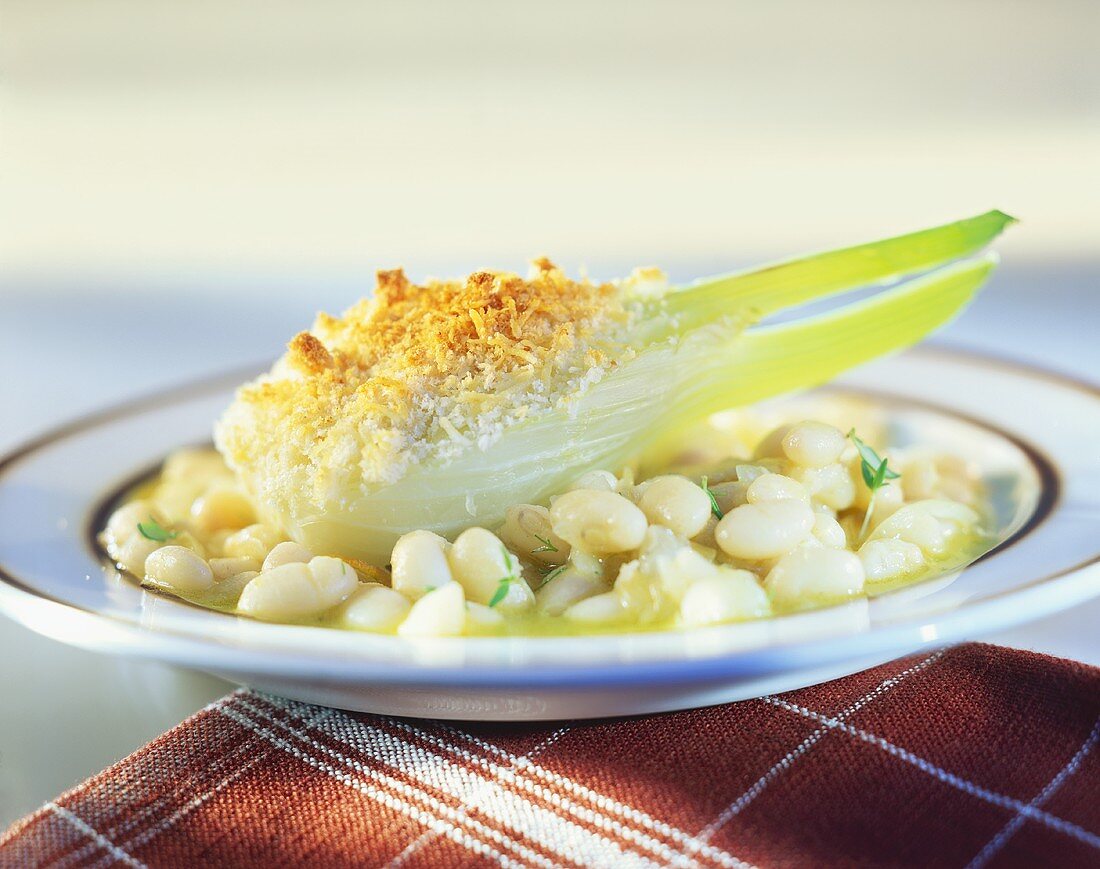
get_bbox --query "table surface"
[1,262,1098,827]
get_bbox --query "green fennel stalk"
[288,212,1015,562]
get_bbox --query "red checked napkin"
[3,643,1098,868]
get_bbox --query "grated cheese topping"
[215,259,650,511]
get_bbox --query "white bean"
[308,556,360,602]
[634,528,719,602]
[752,424,794,459]
[239,563,319,620]
[866,483,905,529]
[237,557,357,621]
[811,513,848,549]
[637,475,712,539]
[638,522,689,558]
[736,462,782,483]
[116,532,165,576]
[851,461,904,511]
[765,546,865,609]
[104,500,161,551]
[391,530,455,599]
[448,527,533,610]
[549,490,648,555]
[338,583,411,632]
[575,549,607,575]
[746,473,809,504]
[190,486,256,533]
[223,524,287,561]
[567,469,618,493]
[162,448,230,484]
[151,479,206,522]
[398,582,466,637]
[714,500,815,560]
[795,463,857,511]
[209,555,261,582]
[143,545,215,594]
[536,566,610,616]
[563,591,629,625]
[902,455,975,503]
[859,538,925,582]
[782,421,847,468]
[679,568,771,626]
[868,499,979,556]
[262,541,314,571]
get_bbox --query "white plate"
[0,347,1097,721]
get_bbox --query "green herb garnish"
[487,581,511,608]
[848,429,900,541]
[539,564,567,588]
[701,476,724,519]
[488,545,519,608]
[531,534,558,554]
[137,517,177,543]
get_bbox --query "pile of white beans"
[101,419,983,636]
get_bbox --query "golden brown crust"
[215,259,639,504]
[374,268,412,305]
[286,332,334,375]
[305,263,623,384]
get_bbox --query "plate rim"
[0,343,1097,685]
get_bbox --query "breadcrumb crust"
[215,260,643,512]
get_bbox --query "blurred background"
[4,1,1098,274]
[1,0,1098,425]
[0,0,1097,823]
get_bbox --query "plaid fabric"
[2,643,1098,868]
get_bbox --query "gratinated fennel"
[216,211,1014,562]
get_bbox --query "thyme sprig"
[700,476,724,519]
[538,564,568,588]
[488,544,519,608]
[848,429,900,541]
[137,516,177,543]
[531,534,559,554]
